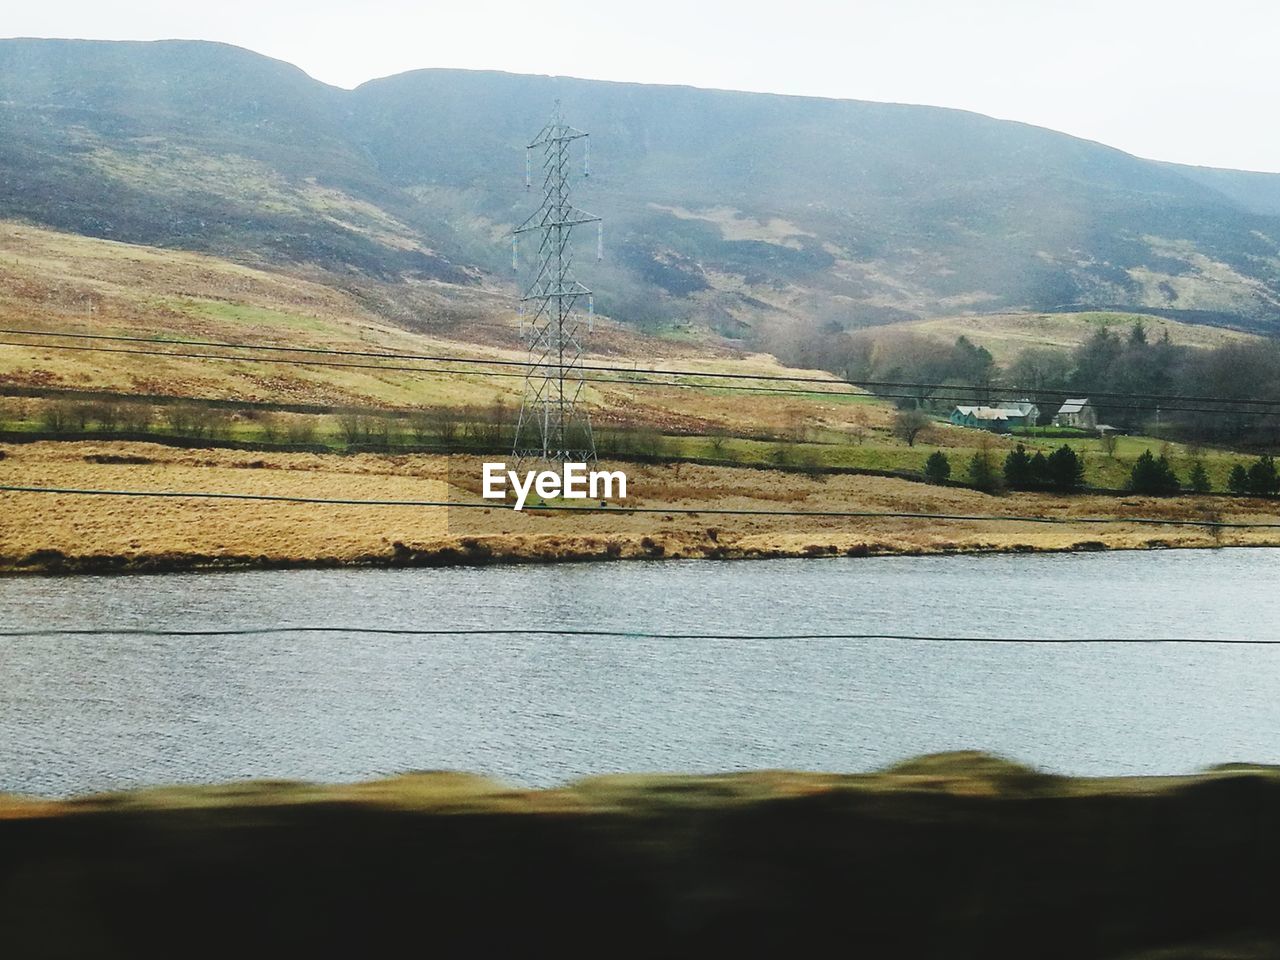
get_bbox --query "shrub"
[337,413,366,445]
[1002,444,1033,489]
[257,413,282,444]
[1002,444,1083,492]
[1045,445,1086,492]
[1228,463,1250,495]
[967,448,1000,492]
[409,411,435,444]
[923,451,951,484]
[88,401,123,432]
[797,450,826,480]
[119,404,154,433]
[284,417,317,445]
[1247,454,1279,497]
[163,405,197,437]
[1188,460,1211,493]
[635,429,668,459]
[1129,449,1180,495]
[40,401,78,434]
[163,405,229,440]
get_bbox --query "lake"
[2,549,1279,797]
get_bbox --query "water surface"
[2,549,1278,796]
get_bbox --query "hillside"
[2,38,1280,344]
[0,220,871,441]
[868,310,1261,363]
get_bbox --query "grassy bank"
[4,441,1280,574]
[3,753,1279,958]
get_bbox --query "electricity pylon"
[511,101,602,465]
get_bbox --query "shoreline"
[5,440,1280,576]
[0,536,1268,577]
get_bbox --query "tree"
[892,408,931,447]
[924,451,951,484]
[1008,347,1072,394]
[1228,463,1250,495]
[1002,444,1034,490]
[967,445,1000,492]
[1045,445,1086,492]
[1188,460,1211,494]
[1247,455,1279,497]
[1028,450,1050,485]
[1129,449,1180,495]
[847,408,869,446]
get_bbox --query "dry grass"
[874,310,1259,362]
[4,440,1279,572]
[0,220,869,436]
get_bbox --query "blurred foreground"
[2,753,1278,957]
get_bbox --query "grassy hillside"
[0,221,878,442]
[2,38,1280,343]
[3,222,1267,496]
[870,310,1261,363]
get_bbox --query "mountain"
[2,37,1279,341]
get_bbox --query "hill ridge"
[1,37,1278,340]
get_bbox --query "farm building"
[1001,400,1040,423]
[1054,399,1097,429]
[949,400,1039,433]
[951,405,1012,432]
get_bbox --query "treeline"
[783,321,1280,447]
[0,396,690,461]
[0,398,518,452]
[922,442,1280,497]
[922,444,1086,493]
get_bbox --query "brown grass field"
[3,440,1279,573]
[0,221,866,439]
[4,219,1280,573]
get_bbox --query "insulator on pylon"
[517,302,525,337]
[588,295,595,333]
[512,235,518,272]
[525,148,531,190]
[584,138,591,178]
[596,222,603,261]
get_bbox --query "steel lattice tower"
[511,101,602,465]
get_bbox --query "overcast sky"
[7,0,1280,172]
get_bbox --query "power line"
[3,335,1279,416]
[0,626,1275,644]
[1,483,1275,529]
[5,325,1280,410]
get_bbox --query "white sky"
[7,0,1280,172]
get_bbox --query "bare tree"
[848,407,870,445]
[892,408,931,447]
